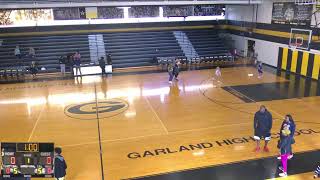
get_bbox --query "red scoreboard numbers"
[47,157,52,164]
[10,157,15,165]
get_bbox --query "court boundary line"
[199,79,257,116]
[94,83,105,180]
[27,105,45,142]
[61,74,312,148]
[203,77,320,125]
[200,77,287,120]
[226,86,284,119]
[144,97,169,135]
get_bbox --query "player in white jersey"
[212,66,222,83]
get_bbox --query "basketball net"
[290,43,302,51]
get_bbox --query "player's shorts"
[254,131,271,141]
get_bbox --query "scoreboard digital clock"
[1,142,54,178]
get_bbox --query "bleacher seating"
[0,35,90,74]
[0,29,233,76]
[157,29,232,66]
[103,31,184,68]
[185,29,230,57]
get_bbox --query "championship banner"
[79,7,98,19]
[85,7,98,19]
[271,2,312,26]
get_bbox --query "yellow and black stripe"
[278,47,320,80]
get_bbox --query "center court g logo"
[65,99,129,120]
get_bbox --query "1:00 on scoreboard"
[17,143,39,152]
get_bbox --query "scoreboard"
[1,143,54,178]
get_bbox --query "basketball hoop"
[289,43,302,50]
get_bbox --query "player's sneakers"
[279,172,287,177]
[169,81,172,84]
[263,146,270,152]
[253,147,260,152]
[277,154,293,160]
[314,174,318,178]
[278,166,283,171]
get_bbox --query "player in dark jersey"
[253,105,273,152]
[257,62,263,78]
[54,147,67,180]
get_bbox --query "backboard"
[289,28,312,51]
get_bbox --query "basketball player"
[54,147,67,180]
[257,62,263,78]
[212,66,222,82]
[168,62,174,84]
[173,59,180,81]
[253,105,273,152]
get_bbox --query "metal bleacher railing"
[0,0,263,4]
[157,54,234,69]
[295,0,320,5]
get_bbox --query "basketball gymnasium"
[0,0,320,180]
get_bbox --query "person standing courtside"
[29,61,38,78]
[173,59,180,81]
[28,47,35,59]
[59,55,67,76]
[277,124,292,177]
[14,45,21,59]
[107,54,112,65]
[66,53,74,75]
[73,51,82,77]
[99,57,106,76]
[278,114,296,160]
[54,147,67,180]
[253,105,273,152]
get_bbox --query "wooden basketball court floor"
[0,66,319,180]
